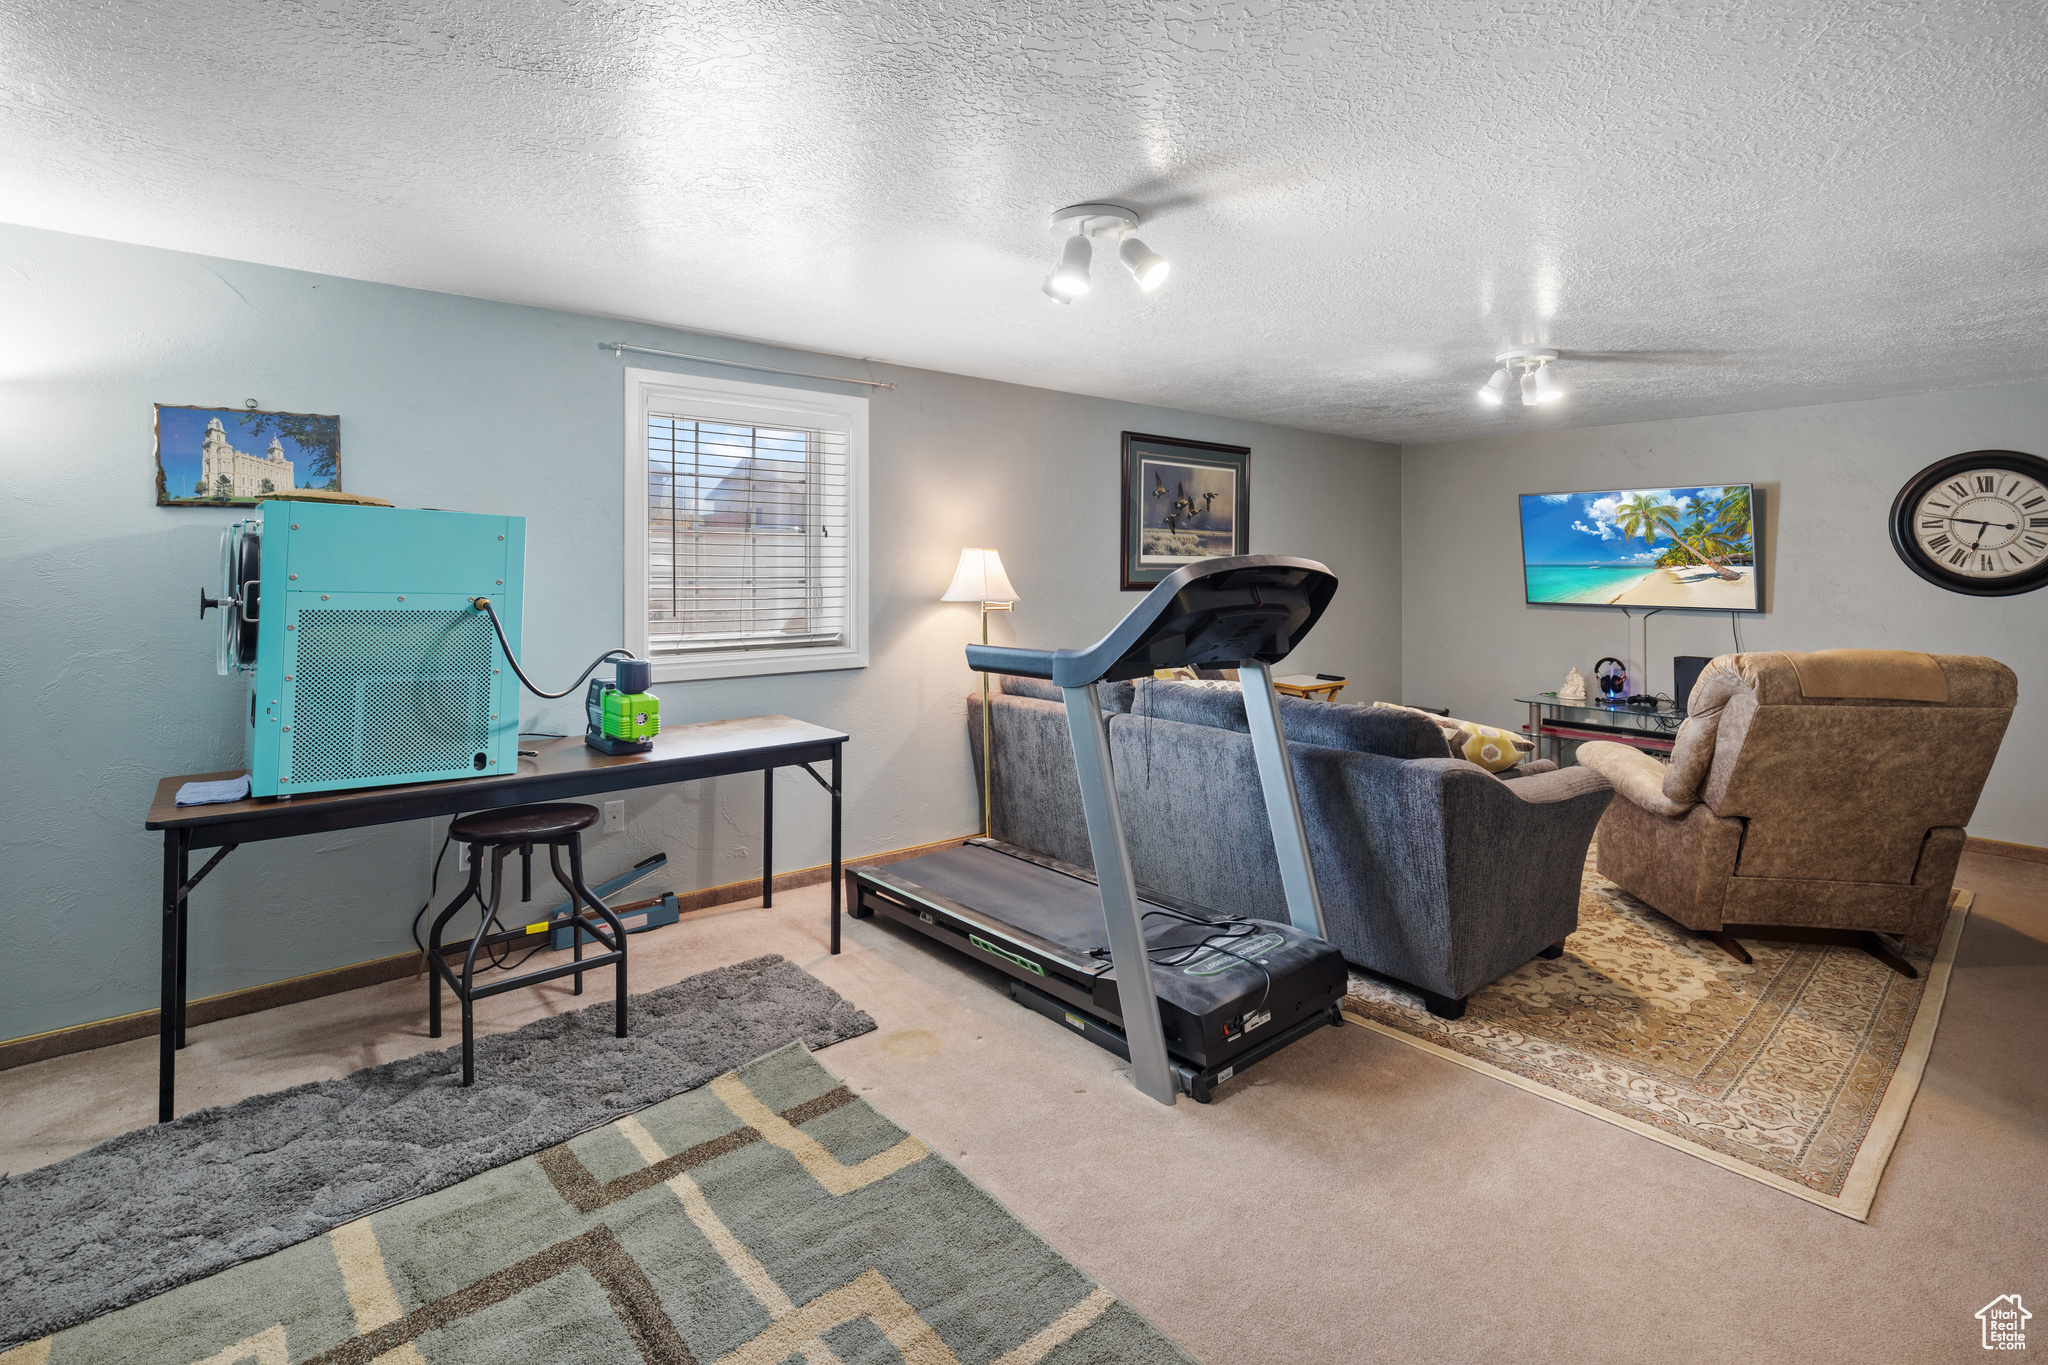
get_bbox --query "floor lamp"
[942,548,1018,838]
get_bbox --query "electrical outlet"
[603,800,625,834]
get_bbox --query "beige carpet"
[1346,860,1968,1220]
[4,849,2042,1363]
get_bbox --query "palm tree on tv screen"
[1615,492,1686,555]
[1618,491,1740,578]
[1712,486,1754,554]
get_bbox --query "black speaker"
[1672,655,1711,713]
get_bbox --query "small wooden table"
[144,717,846,1122]
[1272,674,1347,703]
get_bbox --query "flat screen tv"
[1519,484,1762,612]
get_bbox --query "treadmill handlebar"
[963,555,1339,689]
[965,644,1058,679]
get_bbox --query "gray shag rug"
[0,953,873,1347]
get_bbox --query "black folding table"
[143,717,846,1122]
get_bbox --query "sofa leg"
[1420,990,1467,1020]
[1537,941,1565,960]
[1860,932,1921,980]
[1703,931,1752,965]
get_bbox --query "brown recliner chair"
[1577,649,2015,975]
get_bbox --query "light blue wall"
[0,223,1403,1041]
[1401,384,2048,846]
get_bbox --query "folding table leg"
[830,748,842,954]
[158,831,186,1123]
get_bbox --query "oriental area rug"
[1344,854,1968,1221]
[5,1041,1191,1364]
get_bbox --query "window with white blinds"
[625,369,867,681]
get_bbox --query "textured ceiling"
[4,1,2046,442]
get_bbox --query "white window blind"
[646,415,849,656]
[624,368,867,682]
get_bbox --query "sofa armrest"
[1576,740,1695,817]
[1500,758,1558,779]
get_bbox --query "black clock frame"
[1889,449,2048,597]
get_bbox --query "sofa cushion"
[999,674,1134,712]
[1372,701,1533,773]
[1130,680,1451,759]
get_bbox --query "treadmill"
[850,555,1349,1104]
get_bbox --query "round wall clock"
[1889,450,2048,596]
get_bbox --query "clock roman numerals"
[1899,456,2048,593]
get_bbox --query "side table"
[1274,675,1347,703]
[1518,693,1685,763]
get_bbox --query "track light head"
[1491,347,1562,410]
[1040,273,1072,304]
[1118,236,1170,291]
[1048,231,1093,298]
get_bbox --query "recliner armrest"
[1498,764,1611,805]
[1576,740,1695,817]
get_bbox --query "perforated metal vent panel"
[291,608,493,783]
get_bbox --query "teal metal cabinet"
[240,502,526,796]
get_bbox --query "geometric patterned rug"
[1344,858,1969,1221]
[4,1041,1193,1363]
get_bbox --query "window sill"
[648,644,868,684]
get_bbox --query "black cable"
[1730,610,1744,652]
[413,820,554,975]
[471,597,633,700]
[412,826,457,956]
[1137,906,1276,1013]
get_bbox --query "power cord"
[1138,905,1276,1015]
[412,818,556,977]
[471,597,634,699]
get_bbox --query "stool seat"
[451,803,599,843]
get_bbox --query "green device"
[586,659,660,755]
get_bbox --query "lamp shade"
[942,548,1019,603]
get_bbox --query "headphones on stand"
[1593,657,1629,702]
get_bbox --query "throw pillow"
[1372,701,1532,773]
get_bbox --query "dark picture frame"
[1119,431,1250,590]
[155,403,342,507]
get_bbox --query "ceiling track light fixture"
[1478,347,1563,407]
[1041,203,1171,303]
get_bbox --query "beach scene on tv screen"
[1520,485,1757,609]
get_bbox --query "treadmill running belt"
[885,844,1113,957]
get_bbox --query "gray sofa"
[968,677,1613,1017]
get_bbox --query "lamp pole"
[979,599,1012,837]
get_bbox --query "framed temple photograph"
[155,404,342,507]
[1120,431,1250,590]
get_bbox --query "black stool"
[427,803,628,1085]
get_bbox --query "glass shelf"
[1518,693,1686,763]
[1515,694,1686,721]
